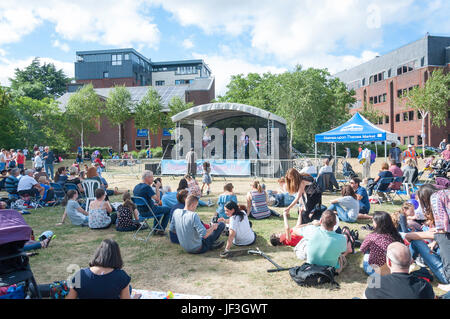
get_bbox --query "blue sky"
[0,0,449,95]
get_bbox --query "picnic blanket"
[132,289,212,299]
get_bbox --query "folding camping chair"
[50,183,66,201]
[391,176,407,201]
[64,182,79,194]
[373,177,395,205]
[81,180,100,212]
[0,210,41,299]
[131,196,164,242]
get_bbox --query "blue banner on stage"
[161,160,251,176]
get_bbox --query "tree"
[104,86,133,153]
[360,102,385,124]
[10,58,70,99]
[134,87,168,149]
[406,69,450,155]
[167,96,193,126]
[64,84,101,155]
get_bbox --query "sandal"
[350,229,359,241]
[361,224,374,231]
[342,226,355,254]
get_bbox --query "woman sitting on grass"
[219,201,256,255]
[116,192,141,232]
[360,211,403,276]
[66,166,84,194]
[88,188,116,229]
[216,183,238,220]
[328,185,365,223]
[66,239,140,299]
[246,180,278,220]
[57,190,89,226]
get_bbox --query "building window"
[417,135,423,145]
[403,136,408,145]
[388,69,392,78]
[395,114,400,122]
[155,80,165,86]
[112,54,122,66]
[369,97,374,104]
[124,54,129,60]
[378,117,383,125]
[374,96,378,104]
[403,112,408,121]
[76,55,84,62]
[383,93,387,102]
[103,71,109,78]
[409,111,414,121]
[409,136,415,145]
[175,79,193,85]
[135,139,142,151]
[397,89,403,98]
[385,115,389,124]
[362,78,365,86]
[421,57,425,67]
[418,111,422,119]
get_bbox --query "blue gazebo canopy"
[315,112,398,143]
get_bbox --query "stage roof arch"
[171,102,287,126]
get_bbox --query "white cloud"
[52,39,70,52]
[192,52,287,96]
[182,38,194,49]
[154,0,449,69]
[0,56,73,87]
[0,0,161,49]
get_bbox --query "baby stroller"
[433,160,450,178]
[0,210,41,298]
[342,161,358,179]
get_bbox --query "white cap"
[408,144,413,148]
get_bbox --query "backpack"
[289,263,340,289]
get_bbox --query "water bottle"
[39,230,54,241]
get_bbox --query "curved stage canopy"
[171,102,287,126]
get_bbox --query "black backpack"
[289,263,340,289]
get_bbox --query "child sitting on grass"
[116,192,141,232]
[216,183,238,220]
[392,202,423,233]
[57,190,89,226]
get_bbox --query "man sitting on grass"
[293,210,352,273]
[169,195,225,254]
[364,242,435,299]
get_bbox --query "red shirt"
[16,153,25,165]
[280,229,303,247]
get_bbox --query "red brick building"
[58,49,215,152]
[334,35,450,147]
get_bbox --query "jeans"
[23,242,42,252]
[44,163,54,180]
[139,205,171,231]
[409,238,449,284]
[197,222,225,254]
[328,203,357,223]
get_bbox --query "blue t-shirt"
[40,183,50,200]
[356,186,370,212]
[133,183,156,212]
[161,192,178,208]
[377,171,393,191]
[72,268,130,299]
[216,194,238,219]
[304,226,347,269]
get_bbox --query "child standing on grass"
[201,161,212,195]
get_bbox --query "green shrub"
[151,146,163,158]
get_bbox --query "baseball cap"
[408,144,413,148]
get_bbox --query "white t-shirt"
[337,196,360,221]
[0,153,5,163]
[300,166,317,175]
[17,175,38,192]
[318,165,332,175]
[229,212,255,246]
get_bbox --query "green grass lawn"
[17,176,447,299]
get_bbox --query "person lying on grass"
[66,239,141,299]
[218,201,256,254]
[57,190,89,226]
[270,210,320,247]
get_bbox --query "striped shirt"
[249,191,271,220]
[431,189,450,232]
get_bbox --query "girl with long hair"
[246,180,273,220]
[201,161,212,195]
[116,192,141,232]
[360,211,403,276]
[57,190,89,226]
[328,185,361,223]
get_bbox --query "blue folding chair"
[373,177,395,205]
[50,183,66,201]
[131,196,164,242]
[391,176,407,201]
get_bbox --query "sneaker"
[211,240,225,250]
[415,256,426,268]
[206,190,210,195]
[207,199,214,207]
